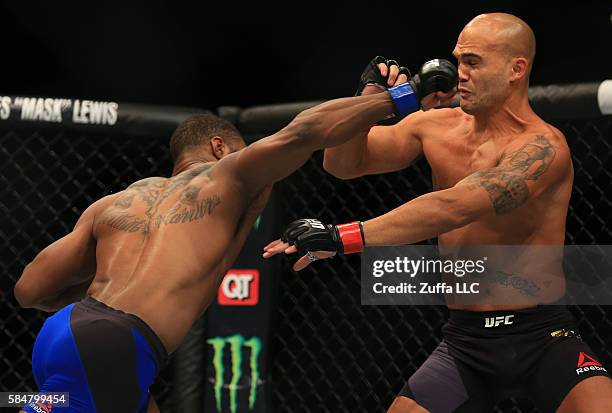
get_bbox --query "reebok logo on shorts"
[576,352,607,375]
[26,402,52,413]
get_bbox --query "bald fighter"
[14,89,414,413]
[264,13,612,413]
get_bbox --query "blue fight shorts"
[22,297,168,413]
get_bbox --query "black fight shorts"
[399,306,609,413]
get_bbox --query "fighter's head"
[453,13,536,115]
[169,113,246,167]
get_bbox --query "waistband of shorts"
[78,296,169,366]
[447,304,574,331]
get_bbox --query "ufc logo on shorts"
[218,269,259,306]
[484,315,514,328]
[305,219,325,229]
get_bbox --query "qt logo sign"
[218,269,259,306]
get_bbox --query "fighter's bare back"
[86,163,267,353]
[15,92,397,355]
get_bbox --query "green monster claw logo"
[207,335,262,413]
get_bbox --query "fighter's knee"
[387,396,430,413]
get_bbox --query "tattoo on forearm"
[101,164,221,236]
[465,135,556,214]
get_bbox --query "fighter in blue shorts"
[15,75,445,411]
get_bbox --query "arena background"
[1,2,611,413]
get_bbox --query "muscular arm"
[14,195,116,311]
[226,93,395,195]
[362,134,569,245]
[219,186,272,272]
[322,112,425,179]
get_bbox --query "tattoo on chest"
[101,164,221,236]
[465,135,556,214]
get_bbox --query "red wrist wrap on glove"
[337,221,365,254]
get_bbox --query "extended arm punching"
[323,57,458,179]
[363,135,562,244]
[265,134,569,269]
[228,58,457,192]
[226,92,396,195]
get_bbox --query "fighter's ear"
[510,56,529,82]
[210,136,231,160]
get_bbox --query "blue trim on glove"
[388,83,420,118]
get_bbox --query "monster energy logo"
[207,334,262,413]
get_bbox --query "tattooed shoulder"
[128,177,166,189]
[465,134,557,214]
[174,163,215,183]
[502,134,556,179]
[161,192,221,226]
[113,193,136,208]
[101,169,222,235]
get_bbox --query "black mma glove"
[355,56,411,96]
[281,219,365,255]
[410,59,458,102]
[387,58,458,119]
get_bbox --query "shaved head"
[463,13,536,66]
[453,13,536,114]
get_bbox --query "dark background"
[1,1,610,108]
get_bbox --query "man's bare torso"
[415,108,573,310]
[85,162,267,353]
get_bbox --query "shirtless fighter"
[263,13,612,413]
[13,87,431,412]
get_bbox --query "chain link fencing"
[0,126,178,411]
